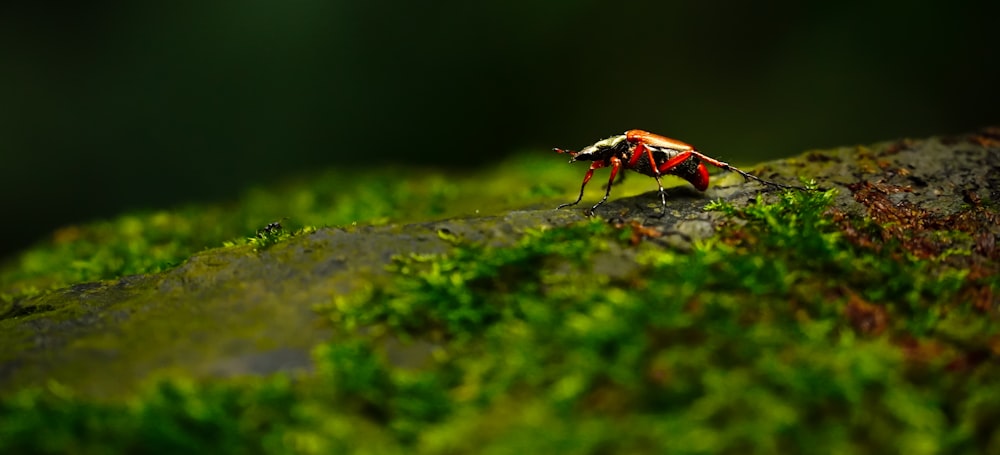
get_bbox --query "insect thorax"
[576,135,629,161]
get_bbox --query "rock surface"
[1,128,997,398]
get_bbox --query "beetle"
[555,129,806,215]
[256,217,288,238]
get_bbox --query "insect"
[555,129,806,215]
[256,218,288,238]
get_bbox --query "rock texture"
[1,128,997,398]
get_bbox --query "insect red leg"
[558,160,607,209]
[655,150,695,174]
[651,149,710,191]
[587,156,622,215]
[626,143,666,214]
[691,162,711,191]
[604,168,626,189]
[691,151,808,191]
[641,149,697,213]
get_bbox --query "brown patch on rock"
[844,291,888,336]
[610,218,663,246]
[882,138,915,155]
[968,127,1000,148]
[898,336,948,364]
[835,181,999,262]
[806,151,841,162]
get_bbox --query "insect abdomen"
[631,150,708,190]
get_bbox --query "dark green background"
[2,1,997,258]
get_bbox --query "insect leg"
[654,150,695,174]
[558,160,607,209]
[605,168,626,189]
[692,152,809,191]
[645,149,698,213]
[629,143,668,214]
[588,156,622,215]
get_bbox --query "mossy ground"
[0,153,666,302]
[0,136,998,453]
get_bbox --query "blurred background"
[1,1,997,258]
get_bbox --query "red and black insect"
[555,129,806,215]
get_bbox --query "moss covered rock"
[0,128,997,453]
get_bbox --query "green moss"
[3,183,997,453]
[331,220,615,338]
[0,154,610,302]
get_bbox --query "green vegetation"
[2,183,997,453]
[0,154,598,303]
